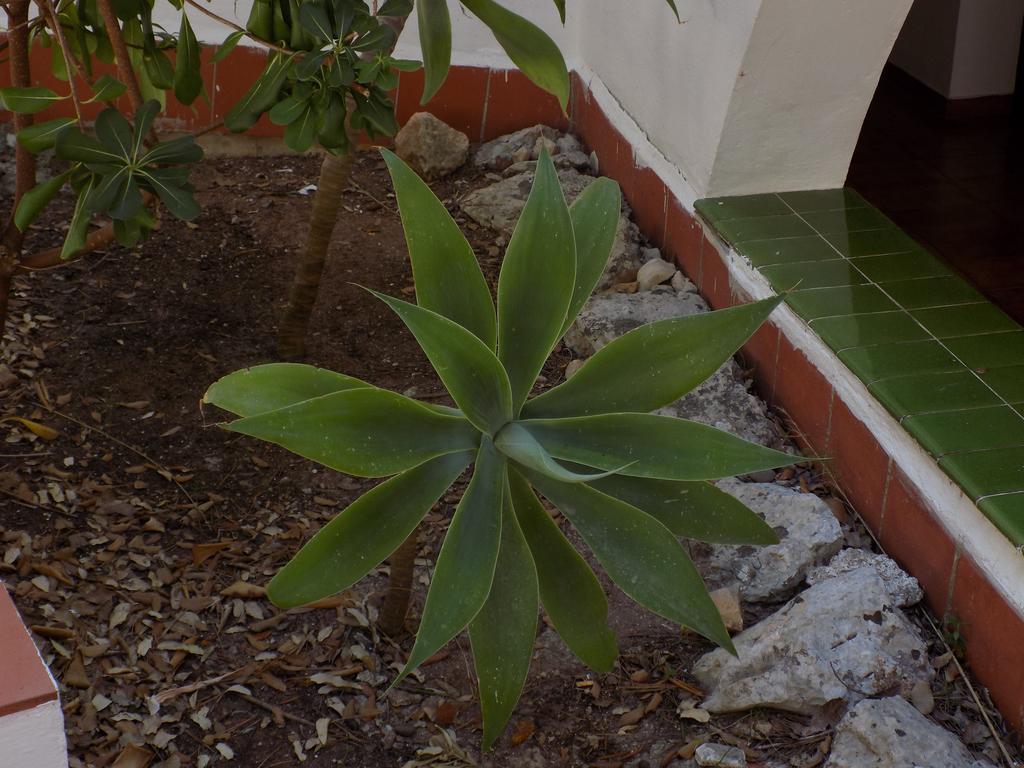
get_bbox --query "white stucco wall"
[0,701,68,768]
[890,0,1023,99]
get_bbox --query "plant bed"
[1,133,1017,768]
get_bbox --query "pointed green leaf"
[132,100,161,158]
[497,151,575,412]
[14,171,71,232]
[494,423,625,483]
[205,363,373,418]
[469,486,539,749]
[295,50,329,81]
[15,118,74,153]
[370,291,512,434]
[224,53,293,132]
[94,108,134,158]
[524,467,733,651]
[381,149,495,348]
[528,298,783,419]
[55,130,123,168]
[283,104,318,151]
[460,0,569,110]
[552,0,566,22]
[268,451,472,608]
[298,3,335,42]
[665,0,680,22]
[211,30,245,63]
[86,74,127,103]
[60,176,99,260]
[141,135,203,165]
[174,11,203,105]
[522,414,795,480]
[561,177,621,337]
[224,387,479,477]
[143,47,176,91]
[586,474,779,545]
[416,0,451,103]
[108,176,144,220]
[269,92,310,126]
[508,470,616,670]
[139,167,200,220]
[316,93,350,151]
[0,86,65,114]
[397,437,504,681]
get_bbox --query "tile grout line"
[774,195,1024,438]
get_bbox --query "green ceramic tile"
[878,276,986,310]
[940,447,1024,500]
[910,303,1019,339]
[739,235,841,267]
[810,311,930,350]
[903,406,1024,456]
[696,194,789,223]
[777,188,870,212]
[824,228,922,257]
[760,260,870,291]
[869,370,1002,418]
[838,340,963,382]
[979,365,1024,403]
[944,332,1024,369]
[716,214,815,244]
[850,251,952,282]
[977,493,1024,546]
[800,207,896,235]
[786,285,898,320]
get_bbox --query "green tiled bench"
[696,189,1024,546]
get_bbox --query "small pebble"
[695,743,747,768]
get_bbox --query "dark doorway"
[848,65,1024,324]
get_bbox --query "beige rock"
[710,587,744,633]
[564,359,585,380]
[394,112,469,179]
[637,258,676,290]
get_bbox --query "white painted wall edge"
[713,230,1024,617]
[0,700,68,768]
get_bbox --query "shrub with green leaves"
[203,149,790,748]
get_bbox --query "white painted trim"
[0,700,68,768]
[711,228,1024,615]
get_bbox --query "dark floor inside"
[849,66,1024,325]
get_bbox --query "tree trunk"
[1,0,37,341]
[276,150,355,359]
[378,529,420,636]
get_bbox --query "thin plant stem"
[36,0,84,123]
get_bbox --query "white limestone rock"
[701,479,843,602]
[394,112,469,179]
[824,697,995,768]
[460,167,641,287]
[637,258,677,290]
[693,567,932,715]
[695,744,747,768]
[473,124,561,169]
[807,548,923,608]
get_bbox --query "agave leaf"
[223,388,479,477]
[494,422,627,483]
[267,451,472,608]
[205,363,374,417]
[397,437,505,682]
[381,149,495,348]
[523,467,734,651]
[416,0,452,103]
[562,178,621,337]
[586,473,779,545]
[370,291,512,434]
[525,297,783,418]
[497,150,575,412]
[460,0,569,110]
[468,483,539,749]
[521,413,794,480]
[508,470,616,671]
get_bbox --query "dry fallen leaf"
[111,744,155,768]
[220,580,266,599]
[4,416,59,440]
[192,541,233,566]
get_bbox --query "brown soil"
[1,147,1017,768]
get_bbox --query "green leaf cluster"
[205,149,788,748]
[14,100,203,256]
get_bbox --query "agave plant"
[204,149,791,748]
